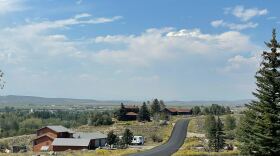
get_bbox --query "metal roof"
[52,138,90,147]
[46,125,73,133]
[73,132,107,140]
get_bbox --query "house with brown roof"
[162,108,192,116]
[33,126,107,152]
[33,126,73,152]
[124,105,139,120]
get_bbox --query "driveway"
[128,119,189,156]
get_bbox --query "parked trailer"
[119,136,145,145]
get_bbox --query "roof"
[73,132,107,140]
[126,112,138,116]
[52,138,90,147]
[177,109,191,113]
[38,125,73,133]
[165,108,191,113]
[34,134,55,140]
[165,108,178,113]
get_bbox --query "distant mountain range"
[0,95,252,106]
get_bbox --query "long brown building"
[33,125,106,152]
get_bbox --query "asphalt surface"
[128,119,189,156]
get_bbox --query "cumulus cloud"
[91,28,257,66]
[225,6,268,21]
[211,19,258,30]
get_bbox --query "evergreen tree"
[238,29,280,155]
[225,106,231,114]
[203,107,210,115]
[159,100,166,110]
[107,131,117,148]
[122,128,133,147]
[117,103,127,121]
[151,99,161,115]
[224,115,236,131]
[0,70,4,89]
[205,115,216,151]
[138,102,151,121]
[192,106,201,115]
[215,116,225,152]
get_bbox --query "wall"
[37,127,58,138]
[52,146,87,151]
[33,136,53,152]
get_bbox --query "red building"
[33,126,73,152]
[33,126,107,152]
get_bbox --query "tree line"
[192,104,231,116]
[116,98,166,122]
[0,109,113,138]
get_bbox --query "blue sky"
[0,0,279,101]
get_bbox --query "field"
[172,114,242,156]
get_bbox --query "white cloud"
[222,54,260,73]
[0,0,25,14]
[74,13,91,19]
[226,6,268,21]
[211,20,224,27]
[4,14,122,35]
[0,14,122,65]
[91,28,257,66]
[211,20,258,30]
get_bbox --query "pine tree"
[117,103,127,121]
[192,106,201,115]
[205,115,216,151]
[122,128,133,147]
[107,131,117,148]
[215,116,225,152]
[237,29,280,155]
[159,100,166,110]
[224,115,236,131]
[151,99,161,115]
[138,102,151,121]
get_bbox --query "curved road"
[128,119,189,156]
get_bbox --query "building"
[33,126,74,152]
[163,108,192,116]
[33,126,107,152]
[125,112,138,120]
[123,105,139,120]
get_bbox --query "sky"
[0,0,279,101]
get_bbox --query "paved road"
[128,119,189,156]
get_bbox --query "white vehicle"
[119,136,145,145]
[131,136,144,145]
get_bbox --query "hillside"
[0,95,251,106]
